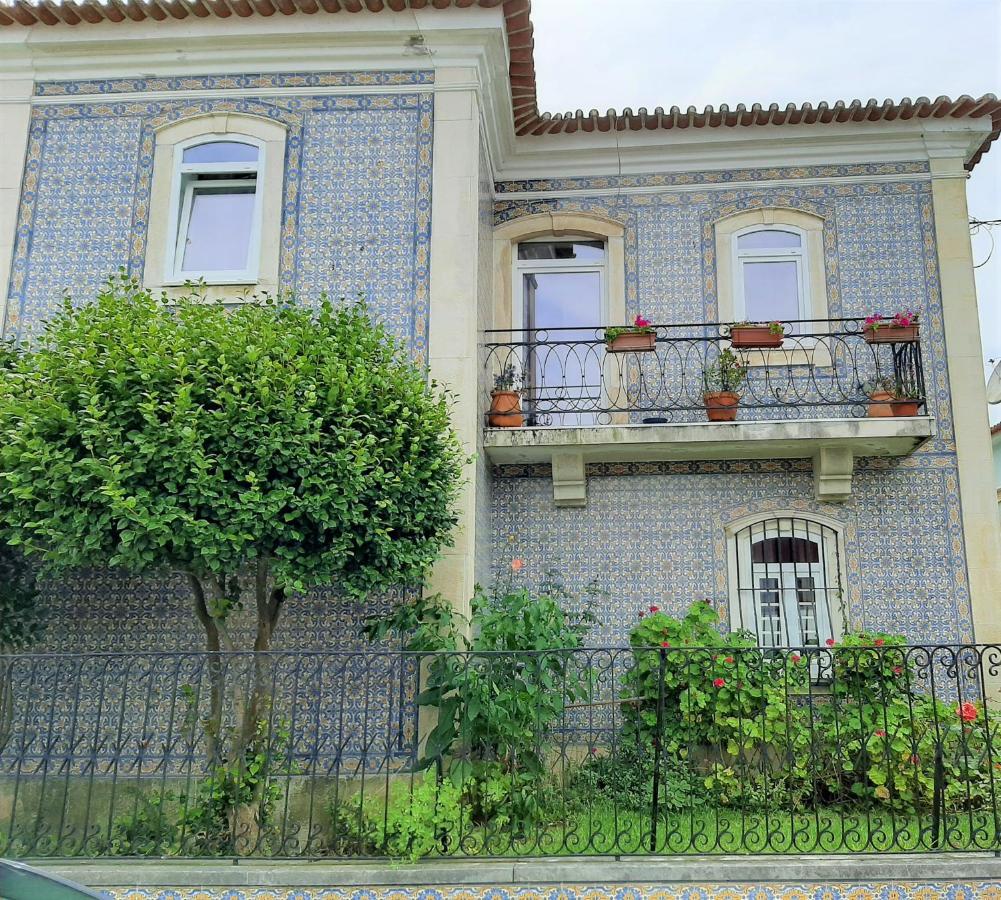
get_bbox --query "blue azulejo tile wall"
[8,70,434,360]
[489,165,972,645]
[7,71,433,652]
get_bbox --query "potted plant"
[892,381,922,417]
[863,310,919,344]
[605,315,656,353]
[488,364,524,427]
[863,377,897,417]
[728,320,785,348]
[702,349,747,422]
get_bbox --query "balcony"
[481,320,934,506]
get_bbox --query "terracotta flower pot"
[864,325,919,344]
[488,390,523,427]
[867,390,896,417]
[729,326,783,348]
[606,331,656,353]
[703,391,740,422]
[893,399,921,416]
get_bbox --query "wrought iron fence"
[1,644,998,860]
[481,319,926,426]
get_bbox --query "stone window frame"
[715,208,830,366]
[492,212,627,332]
[144,113,287,300]
[724,510,847,651]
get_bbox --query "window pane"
[182,141,259,164]
[525,271,602,426]
[518,241,604,262]
[181,188,256,273]
[757,578,783,647]
[751,536,820,564]
[737,229,801,250]
[796,577,819,646]
[742,260,800,322]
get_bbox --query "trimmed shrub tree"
[0,275,465,841]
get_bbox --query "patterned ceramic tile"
[96,883,1001,900]
[4,74,433,654]
[488,174,971,647]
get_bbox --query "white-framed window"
[729,516,843,649]
[732,225,809,329]
[514,238,608,426]
[165,136,265,284]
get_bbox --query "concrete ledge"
[482,417,935,465]
[33,854,1001,889]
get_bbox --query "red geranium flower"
[638,611,645,619]
[958,702,978,723]
[661,641,671,648]
[713,678,726,688]
[649,605,659,613]
[791,654,801,664]
[893,666,903,675]
[634,315,651,328]
[825,638,836,647]
[875,730,886,738]
[874,638,885,647]
[724,656,734,665]
[510,558,524,572]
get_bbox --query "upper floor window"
[714,209,828,337]
[167,137,264,284]
[729,516,842,649]
[733,226,808,329]
[516,238,606,426]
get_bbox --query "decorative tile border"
[494,161,930,194]
[7,89,433,361]
[34,70,435,97]
[99,883,1001,900]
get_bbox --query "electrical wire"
[971,217,1000,269]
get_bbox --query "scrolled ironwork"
[481,319,926,426]
[0,643,997,860]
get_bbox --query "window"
[714,209,829,339]
[167,138,263,284]
[516,238,607,426]
[733,227,807,327]
[730,516,843,649]
[143,113,287,297]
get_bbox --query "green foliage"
[702,348,747,393]
[408,581,593,779]
[176,716,291,855]
[568,743,702,813]
[106,793,178,856]
[365,573,596,829]
[0,274,465,603]
[0,543,42,651]
[328,771,471,861]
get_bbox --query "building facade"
[0,0,999,654]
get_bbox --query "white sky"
[528,0,1001,423]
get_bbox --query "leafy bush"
[365,571,596,830]
[105,793,178,856]
[327,771,472,861]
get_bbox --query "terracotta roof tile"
[0,0,998,168]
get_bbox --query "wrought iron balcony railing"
[482,319,926,427]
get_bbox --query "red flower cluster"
[649,605,659,613]
[873,638,885,647]
[634,315,652,328]
[712,678,725,688]
[661,641,671,648]
[958,701,978,723]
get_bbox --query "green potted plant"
[863,377,897,417]
[892,380,922,417]
[728,320,785,349]
[488,364,524,427]
[702,348,747,421]
[863,310,919,344]
[604,315,656,353]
